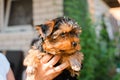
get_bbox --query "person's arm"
[7,68,15,80]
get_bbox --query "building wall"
[0,0,4,30]
[33,0,63,25]
[0,0,63,55]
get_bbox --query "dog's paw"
[69,57,81,71]
[69,52,83,71]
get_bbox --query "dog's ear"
[35,21,54,38]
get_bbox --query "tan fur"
[24,17,84,80]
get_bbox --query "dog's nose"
[72,42,77,47]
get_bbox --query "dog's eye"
[60,33,65,37]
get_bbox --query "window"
[4,0,33,31]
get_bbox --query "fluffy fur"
[24,17,83,80]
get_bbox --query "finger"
[54,61,69,72]
[47,55,61,66]
[46,68,62,78]
[40,54,53,63]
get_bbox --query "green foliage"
[112,73,120,80]
[64,0,98,80]
[64,0,119,80]
[94,21,117,80]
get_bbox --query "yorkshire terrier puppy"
[24,17,83,80]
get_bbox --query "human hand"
[35,54,69,80]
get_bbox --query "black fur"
[54,70,77,80]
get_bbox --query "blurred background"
[0,0,120,80]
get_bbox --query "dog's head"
[35,17,81,55]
